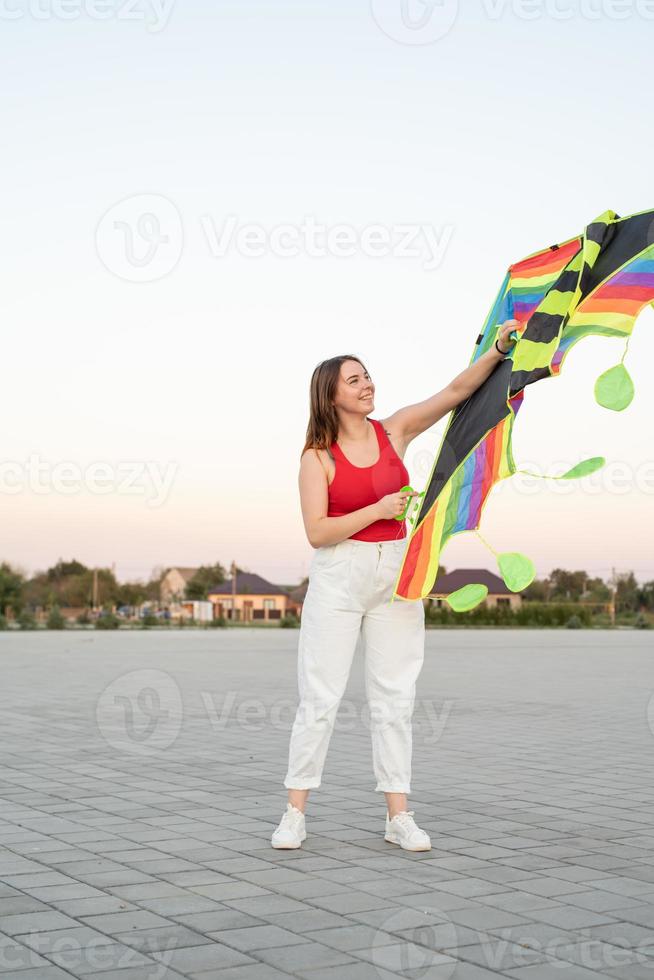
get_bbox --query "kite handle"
[394,485,425,522]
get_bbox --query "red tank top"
[327,418,410,542]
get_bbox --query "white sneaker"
[271,802,306,849]
[385,809,431,851]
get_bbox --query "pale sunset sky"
[2,0,653,586]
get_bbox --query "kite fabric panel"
[392,208,654,604]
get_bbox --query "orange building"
[208,572,299,623]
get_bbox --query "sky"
[1,0,653,586]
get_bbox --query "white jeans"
[284,536,426,794]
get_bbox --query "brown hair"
[301,354,370,458]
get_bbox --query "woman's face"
[333,359,375,414]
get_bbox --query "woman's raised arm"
[381,320,517,444]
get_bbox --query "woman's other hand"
[376,488,419,520]
[497,319,521,354]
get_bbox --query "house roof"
[208,571,289,597]
[430,568,512,596]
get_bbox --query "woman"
[271,321,518,851]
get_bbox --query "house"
[207,572,299,623]
[160,567,199,603]
[428,568,522,610]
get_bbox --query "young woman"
[272,321,517,851]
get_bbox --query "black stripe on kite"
[509,366,552,398]
[583,211,654,296]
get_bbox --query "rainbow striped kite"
[393,208,654,605]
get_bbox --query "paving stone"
[546,937,649,973]
[47,940,153,974]
[76,968,189,980]
[113,925,215,953]
[505,964,615,980]
[253,940,357,971]
[79,873,154,888]
[150,941,255,972]
[396,923,491,952]
[602,964,654,980]
[0,910,80,936]
[310,891,398,914]
[411,966,526,980]
[219,893,307,917]
[618,904,654,927]
[212,923,308,952]
[174,909,263,932]
[562,889,645,913]
[270,878,351,900]
[2,632,654,980]
[1,874,71,889]
[49,898,136,917]
[186,965,290,980]
[440,939,546,972]
[448,907,534,930]
[78,910,173,934]
[295,962,405,980]
[0,933,50,972]
[0,897,50,916]
[302,922,402,952]
[474,891,558,914]
[103,883,187,901]
[265,908,349,933]
[17,926,116,954]
[186,882,270,901]
[21,886,109,903]
[395,889,481,913]
[175,860,269,880]
[0,968,80,980]
[584,920,654,950]
[530,905,618,929]
[130,896,222,916]
[585,876,654,898]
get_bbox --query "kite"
[392,208,654,609]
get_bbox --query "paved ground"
[1,629,654,980]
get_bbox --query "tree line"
[523,568,654,613]
[0,558,229,617]
[0,559,652,620]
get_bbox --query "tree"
[24,562,120,610]
[116,582,149,607]
[638,581,654,611]
[186,563,227,600]
[143,571,165,602]
[523,578,550,602]
[548,569,589,602]
[0,563,24,615]
[46,559,88,582]
[524,571,612,605]
[616,571,639,613]
[585,576,610,603]
[47,605,66,630]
